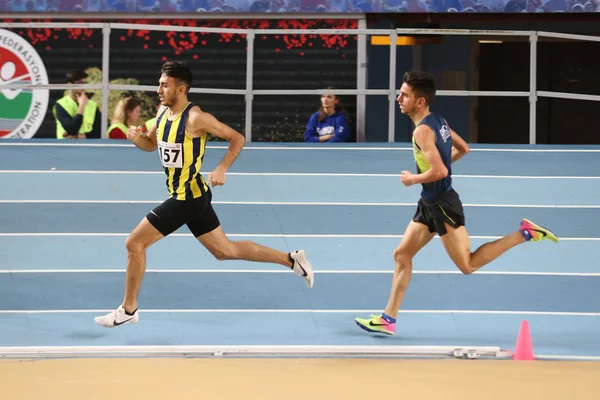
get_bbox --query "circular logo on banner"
[0,28,49,139]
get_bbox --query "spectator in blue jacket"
[304,87,350,143]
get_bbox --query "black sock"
[288,253,295,269]
[125,308,137,316]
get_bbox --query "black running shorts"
[146,189,221,238]
[412,189,465,236]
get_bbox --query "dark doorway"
[477,39,600,145]
[476,41,530,144]
[537,41,600,145]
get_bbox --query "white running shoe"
[94,305,139,328]
[290,250,314,288]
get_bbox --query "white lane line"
[1,170,600,179]
[0,269,599,276]
[0,233,597,240]
[0,309,598,316]
[2,142,600,152]
[0,199,598,208]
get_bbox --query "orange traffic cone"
[513,320,535,360]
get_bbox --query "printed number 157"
[160,147,180,164]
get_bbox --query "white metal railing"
[2,21,600,143]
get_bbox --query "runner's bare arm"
[449,128,470,163]
[186,106,245,171]
[408,124,448,185]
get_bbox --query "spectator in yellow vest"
[53,70,102,139]
[107,97,143,139]
[144,95,162,133]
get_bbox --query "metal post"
[101,24,111,139]
[245,30,255,143]
[356,18,367,142]
[529,32,538,145]
[388,31,397,143]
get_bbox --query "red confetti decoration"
[7,18,358,58]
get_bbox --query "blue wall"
[420,36,471,142]
[365,44,413,142]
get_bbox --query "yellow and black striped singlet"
[155,102,209,200]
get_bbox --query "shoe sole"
[306,271,314,288]
[94,317,139,328]
[354,320,394,336]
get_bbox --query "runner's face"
[157,74,182,107]
[397,83,418,114]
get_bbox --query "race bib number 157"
[158,141,183,168]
